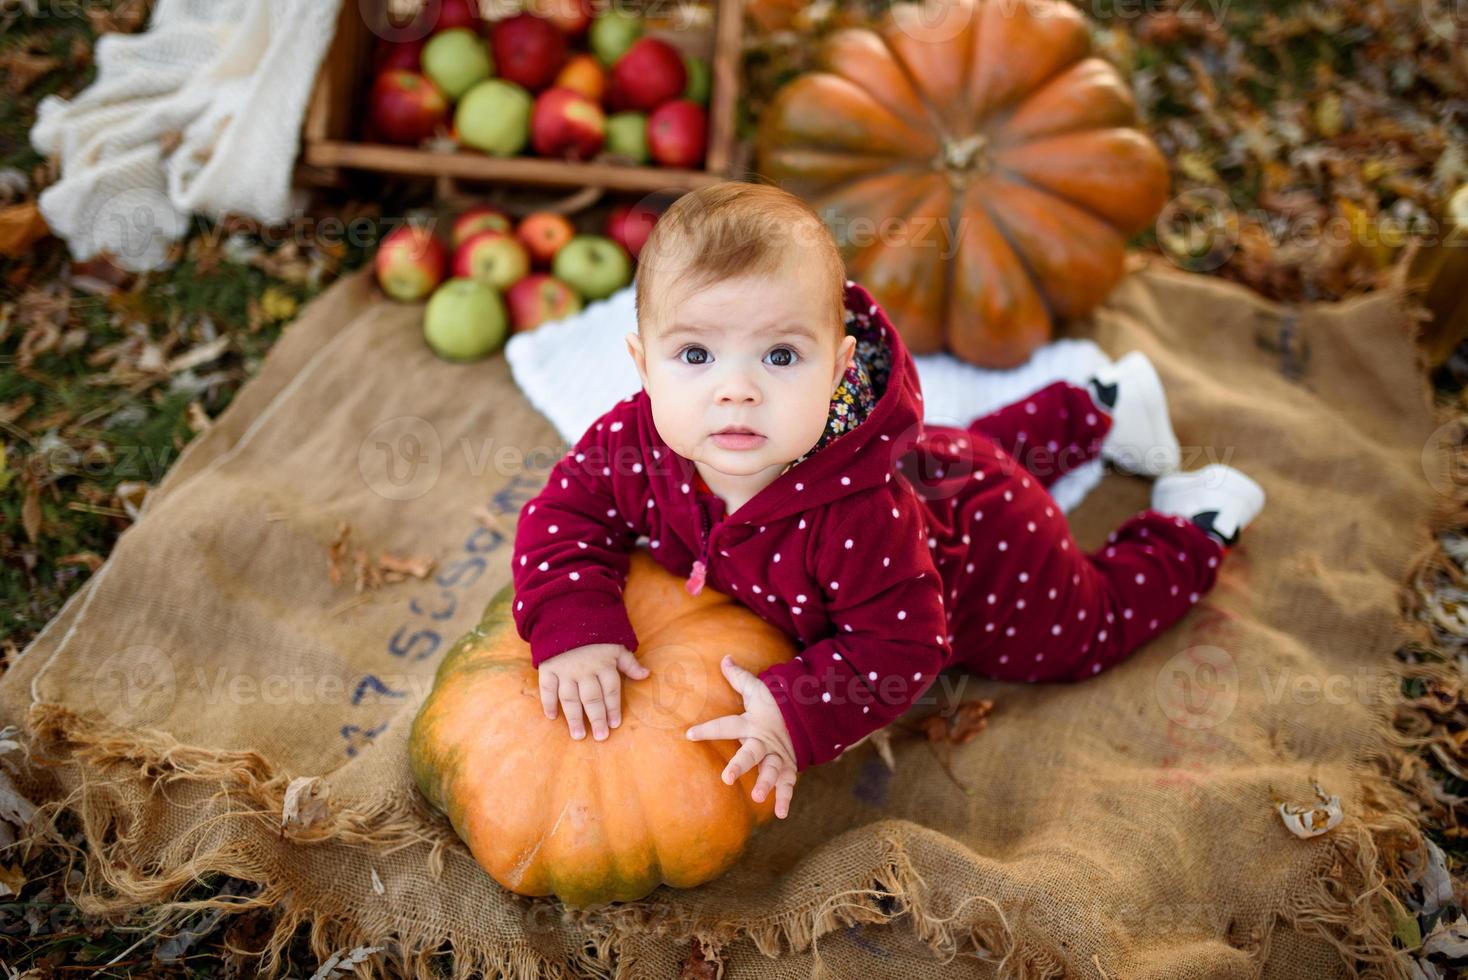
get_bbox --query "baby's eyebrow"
[663,321,817,343]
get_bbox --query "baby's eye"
[765,346,798,367]
[679,346,710,365]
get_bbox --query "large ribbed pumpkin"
[755,0,1170,367]
[408,550,796,907]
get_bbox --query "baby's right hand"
[538,643,650,741]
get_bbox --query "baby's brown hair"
[634,181,847,340]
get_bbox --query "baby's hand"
[538,643,650,741]
[686,655,800,819]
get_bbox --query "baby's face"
[626,253,854,485]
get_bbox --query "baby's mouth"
[710,426,766,449]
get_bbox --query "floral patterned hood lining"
[792,298,892,466]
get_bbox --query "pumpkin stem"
[937,134,991,183]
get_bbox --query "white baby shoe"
[1151,464,1266,547]
[1086,351,1182,477]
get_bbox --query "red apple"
[489,13,567,91]
[424,0,481,33]
[553,53,605,103]
[516,211,576,266]
[606,202,659,260]
[452,230,531,291]
[375,224,446,301]
[526,0,592,36]
[609,37,686,111]
[647,100,706,168]
[368,71,448,145]
[451,206,513,248]
[375,38,425,73]
[531,87,605,161]
[507,273,584,331]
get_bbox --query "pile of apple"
[374,199,661,362]
[369,0,709,168]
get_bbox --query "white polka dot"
[767,595,775,602]
[1208,556,1218,568]
[988,593,997,604]
[1099,630,1108,641]
[1025,402,1036,414]
[1135,573,1145,584]
[752,584,761,594]
[832,652,842,660]
[867,670,878,681]
[1086,413,1097,425]
[1027,521,1036,532]
[537,560,549,571]
[651,540,660,548]
[822,692,831,703]
[1092,663,1101,674]
[1048,588,1057,599]
[1005,626,1016,636]
[892,508,900,518]
[796,482,804,491]
[1051,625,1062,635]
[1123,609,1133,619]
[863,706,870,713]
[1018,571,1029,583]
[897,610,907,620]
[998,541,1008,551]
[517,600,523,610]
[966,563,975,573]
[912,672,922,681]
[796,594,807,603]
[999,654,1009,663]
[1149,618,1159,629]
[928,537,937,549]
[1078,610,1086,620]
[883,557,891,567]
[845,538,854,549]
[607,508,617,517]
[1171,585,1179,595]
[841,476,851,486]
[519,555,526,566]
[681,482,689,493]
[792,606,802,614]
[1035,652,1044,661]
[773,552,781,562]
[548,524,559,533]
[1022,478,1030,488]
[1189,592,1200,602]
[578,541,588,549]
[632,463,642,474]
[799,519,807,529]
[1004,490,1013,501]
[987,623,996,632]
[830,581,840,590]
[569,571,580,581]
[1017,599,1026,609]
[560,478,568,489]
[528,504,536,514]
[1062,540,1069,550]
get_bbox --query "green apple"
[683,54,709,104]
[589,10,642,67]
[422,28,492,100]
[423,278,508,361]
[455,80,532,156]
[552,235,632,301]
[604,111,648,163]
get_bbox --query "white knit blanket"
[505,283,1113,512]
[29,0,341,271]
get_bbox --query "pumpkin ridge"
[864,26,950,144]
[966,186,1059,328]
[988,162,1123,248]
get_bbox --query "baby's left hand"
[685,654,799,819]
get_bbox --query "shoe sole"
[1152,464,1266,534]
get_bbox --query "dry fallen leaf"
[0,202,50,258]
[1274,781,1344,839]
[0,49,61,95]
[281,775,331,832]
[377,552,435,580]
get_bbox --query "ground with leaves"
[2,0,1467,975]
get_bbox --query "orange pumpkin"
[408,550,796,907]
[755,0,1171,368]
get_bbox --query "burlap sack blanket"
[2,263,1455,979]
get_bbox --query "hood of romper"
[695,278,927,524]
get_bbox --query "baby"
[511,181,1265,819]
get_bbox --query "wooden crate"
[300,0,743,193]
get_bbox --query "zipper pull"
[685,559,707,596]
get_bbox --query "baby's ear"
[625,331,649,387]
[834,334,856,385]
